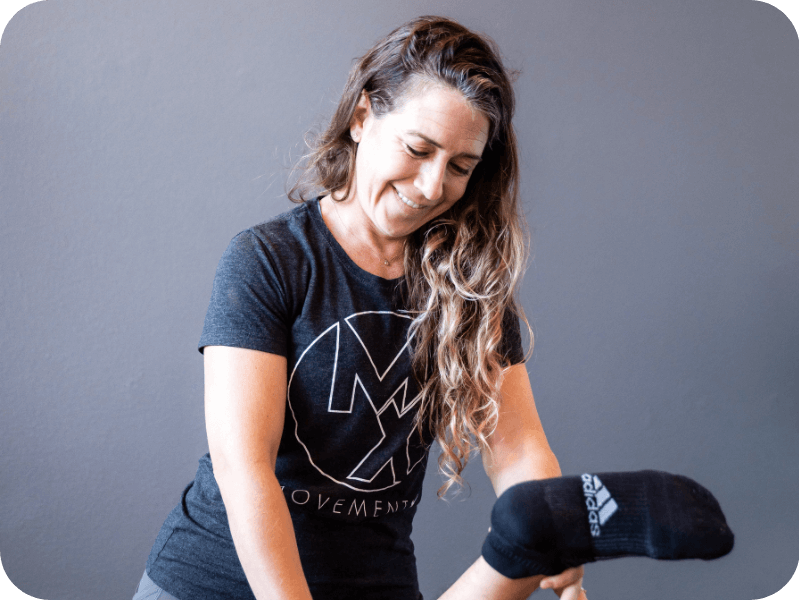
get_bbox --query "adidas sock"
[481,470,734,578]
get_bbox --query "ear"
[349,91,371,143]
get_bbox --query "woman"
[134,16,587,600]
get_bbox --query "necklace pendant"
[383,259,390,266]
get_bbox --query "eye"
[450,163,471,176]
[405,144,427,158]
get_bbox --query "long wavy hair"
[290,16,530,496]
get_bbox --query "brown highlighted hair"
[291,16,530,496]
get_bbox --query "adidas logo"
[581,473,618,537]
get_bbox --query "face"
[347,83,490,242]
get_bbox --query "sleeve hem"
[198,334,287,357]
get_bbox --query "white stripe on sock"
[598,498,618,525]
[595,485,611,506]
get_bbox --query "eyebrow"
[405,130,483,161]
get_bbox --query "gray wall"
[0,1,796,599]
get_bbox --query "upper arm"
[482,363,560,496]
[204,345,288,476]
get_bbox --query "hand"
[539,565,587,600]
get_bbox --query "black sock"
[481,470,734,578]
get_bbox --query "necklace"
[330,199,404,267]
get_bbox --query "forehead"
[384,84,490,154]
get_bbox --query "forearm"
[216,463,313,600]
[438,556,543,600]
[461,365,584,599]
[484,365,563,497]
[474,424,566,598]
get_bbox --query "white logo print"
[581,473,618,537]
[287,312,427,493]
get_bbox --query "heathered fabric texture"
[147,199,524,599]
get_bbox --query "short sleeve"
[198,230,290,356]
[499,306,525,367]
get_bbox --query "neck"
[320,194,406,277]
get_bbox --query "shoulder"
[223,201,321,268]
[201,202,321,347]
[241,201,317,249]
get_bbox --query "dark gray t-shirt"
[146,199,523,600]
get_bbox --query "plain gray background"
[0,1,796,599]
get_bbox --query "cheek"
[359,145,402,181]
[444,179,470,205]
[431,192,464,220]
[355,152,384,193]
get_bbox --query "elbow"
[487,445,562,497]
[208,443,279,493]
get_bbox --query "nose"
[414,159,446,203]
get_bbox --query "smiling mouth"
[394,186,424,209]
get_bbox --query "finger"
[540,569,580,590]
[557,582,583,600]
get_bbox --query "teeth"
[396,188,422,209]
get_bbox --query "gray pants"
[132,570,181,600]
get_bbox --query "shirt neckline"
[307,197,405,289]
